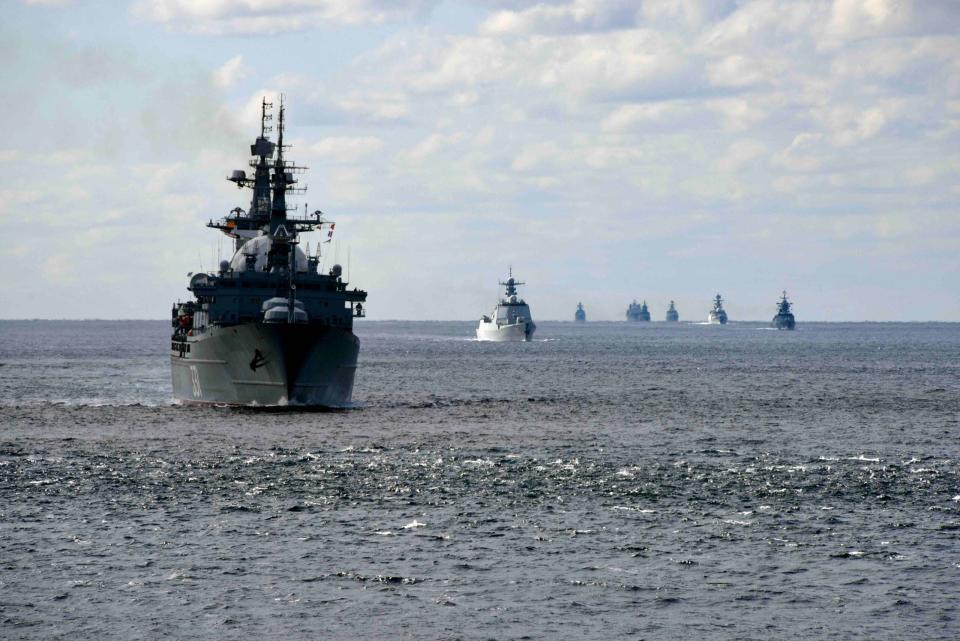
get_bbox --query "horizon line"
[1,318,958,324]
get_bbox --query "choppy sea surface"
[1,320,959,640]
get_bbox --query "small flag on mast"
[324,223,335,243]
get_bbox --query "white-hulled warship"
[665,300,679,322]
[575,303,586,323]
[170,99,367,406]
[708,294,728,325]
[772,291,796,330]
[477,269,536,341]
[626,300,651,322]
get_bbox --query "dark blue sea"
[1,320,959,640]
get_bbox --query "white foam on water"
[463,458,495,467]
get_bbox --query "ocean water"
[1,320,959,640]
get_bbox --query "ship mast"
[267,99,295,272]
[251,98,275,222]
[208,96,331,270]
[500,266,524,299]
[270,99,288,235]
[778,290,791,313]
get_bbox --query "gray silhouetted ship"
[772,291,796,330]
[665,300,679,322]
[575,302,586,322]
[708,294,728,325]
[627,300,651,322]
[170,99,367,406]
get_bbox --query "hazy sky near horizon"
[2,0,958,321]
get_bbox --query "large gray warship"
[665,300,679,322]
[772,291,796,330]
[626,300,651,322]
[574,303,586,323]
[170,99,367,406]
[708,294,728,325]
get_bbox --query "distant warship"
[170,98,367,406]
[665,301,679,322]
[477,269,536,341]
[627,300,651,322]
[575,303,586,323]
[707,294,728,325]
[772,291,796,330]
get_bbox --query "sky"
[1,0,958,321]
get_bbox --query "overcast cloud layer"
[2,0,958,320]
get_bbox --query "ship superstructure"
[665,301,679,322]
[477,269,536,341]
[575,303,586,323]
[772,291,796,330]
[708,294,728,325]
[170,98,367,406]
[627,300,651,322]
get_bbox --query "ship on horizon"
[772,291,796,330]
[170,98,367,406]
[626,300,651,322]
[665,301,679,322]
[708,294,728,325]
[477,269,536,341]
[575,303,586,323]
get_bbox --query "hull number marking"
[249,349,267,371]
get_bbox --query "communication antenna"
[260,96,274,138]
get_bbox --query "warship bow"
[171,98,367,406]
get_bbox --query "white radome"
[228,235,309,272]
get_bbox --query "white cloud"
[6,0,960,319]
[819,104,892,147]
[479,0,641,36]
[511,141,561,172]
[706,98,768,131]
[705,0,818,49]
[305,136,384,161]
[132,0,438,35]
[405,132,466,161]
[773,132,825,172]
[212,55,250,89]
[601,101,688,131]
[715,139,767,172]
[826,0,909,40]
[822,0,960,46]
[706,53,788,89]
[334,92,411,122]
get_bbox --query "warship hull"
[707,312,727,325]
[476,321,535,342]
[171,323,359,407]
[772,315,796,330]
